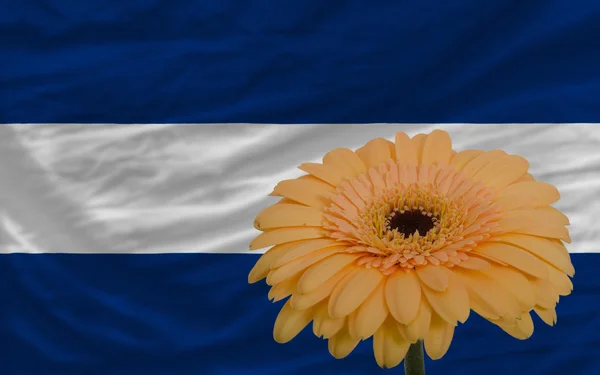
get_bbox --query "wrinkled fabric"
[1,124,599,254]
[3,1,600,374]
[3,2,600,124]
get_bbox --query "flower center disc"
[387,211,435,237]
[322,159,504,273]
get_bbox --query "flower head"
[248,130,574,368]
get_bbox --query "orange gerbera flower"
[248,129,574,369]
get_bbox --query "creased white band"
[1,124,598,254]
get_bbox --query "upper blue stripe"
[2,1,600,123]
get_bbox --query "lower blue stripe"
[1,253,597,375]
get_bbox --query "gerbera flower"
[248,129,574,369]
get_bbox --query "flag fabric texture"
[2,2,600,375]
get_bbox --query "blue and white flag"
[2,2,600,375]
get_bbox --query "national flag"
[2,1,600,375]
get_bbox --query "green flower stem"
[404,340,426,375]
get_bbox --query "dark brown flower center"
[387,210,435,237]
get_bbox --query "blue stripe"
[1,253,597,375]
[3,1,600,123]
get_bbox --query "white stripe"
[1,124,599,254]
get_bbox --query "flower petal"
[297,253,360,293]
[274,239,341,268]
[489,234,574,276]
[402,298,432,342]
[384,159,400,188]
[530,277,557,309]
[416,265,449,291]
[347,311,358,338]
[328,193,360,220]
[449,150,484,171]
[395,132,418,165]
[248,241,304,283]
[373,318,411,369]
[499,207,568,230]
[497,209,571,243]
[328,326,360,359]
[455,269,521,320]
[350,176,374,202]
[534,306,557,326]
[421,268,470,325]
[474,242,549,279]
[385,270,422,324]
[482,265,536,310]
[537,206,570,225]
[267,246,344,285]
[354,280,388,339]
[411,133,428,164]
[461,150,508,178]
[291,265,355,310]
[329,267,384,318]
[268,273,301,302]
[494,181,560,210]
[493,311,534,340]
[515,173,535,183]
[273,300,316,343]
[546,264,574,296]
[339,180,366,210]
[424,313,455,360]
[368,167,387,194]
[272,176,335,208]
[298,162,346,187]
[485,155,529,190]
[323,148,367,178]
[398,164,418,185]
[355,138,394,168]
[313,302,345,339]
[254,203,324,230]
[457,256,491,270]
[473,155,529,190]
[417,163,436,186]
[250,227,325,250]
[421,129,453,167]
[468,293,502,320]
